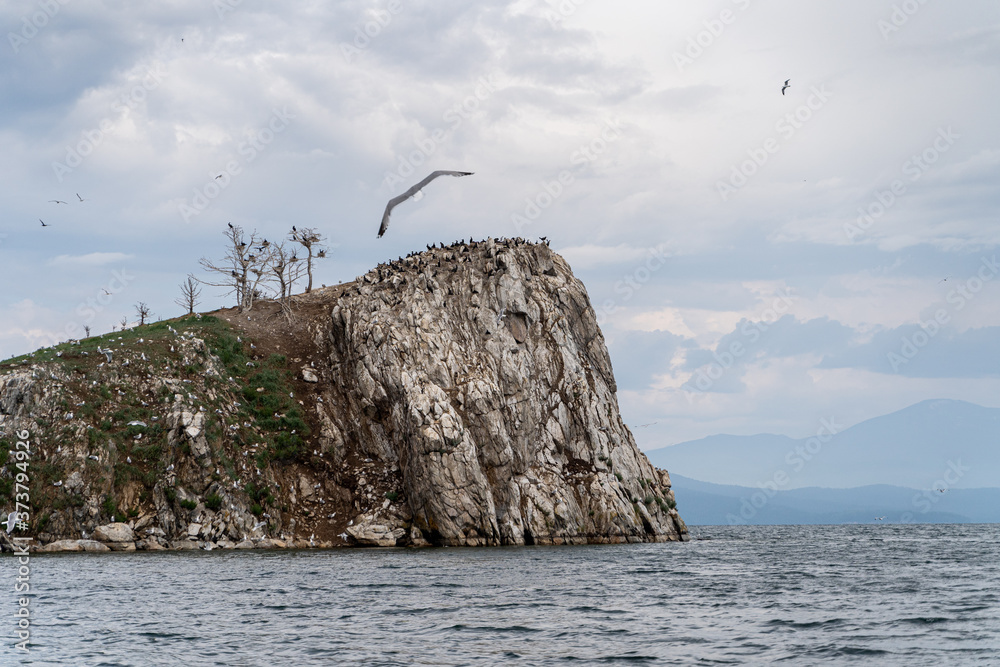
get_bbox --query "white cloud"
[557,243,668,269]
[47,252,133,267]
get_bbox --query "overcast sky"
[2,0,998,447]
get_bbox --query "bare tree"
[84,325,91,338]
[199,225,270,312]
[289,227,327,293]
[175,274,202,316]
[134,302,151,326]
[264,242,308,320]
[267,242,306,300]
[120,316,129,330]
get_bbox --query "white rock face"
[346,513,408,546]
[35,539,114,553]
[39,539,84,552]
[94,523,135,543]
[168,407,212,467]
[324,240,687,546]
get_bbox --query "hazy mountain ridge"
[671,474,1000,525]
[646,399,1000,490]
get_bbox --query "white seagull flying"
[781,79,791,95]
[378,170,473,238]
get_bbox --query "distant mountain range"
[646,399,1000,490]
[670,474,1000,525]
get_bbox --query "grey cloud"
[682,315,856,373]
[821,324,1000,378]
[606,329,687,391]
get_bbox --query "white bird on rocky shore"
[4,512,17,533]
[377,170,473,237]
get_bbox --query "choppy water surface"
[8,524,1000,665]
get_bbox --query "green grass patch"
[244,481,273,515]
[114,463,157,488]
[131,441,163,463]
[102,495,126,522]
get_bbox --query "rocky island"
[0,239,687,552]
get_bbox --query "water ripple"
[6,524,1000,665]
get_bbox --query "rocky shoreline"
[2,519,685,554]
[2,521,332,553]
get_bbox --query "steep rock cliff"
[323,238,686,545]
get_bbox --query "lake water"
[6,524,1000,665]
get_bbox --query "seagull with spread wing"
[378,170,473,238]
[781,79,791,95]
